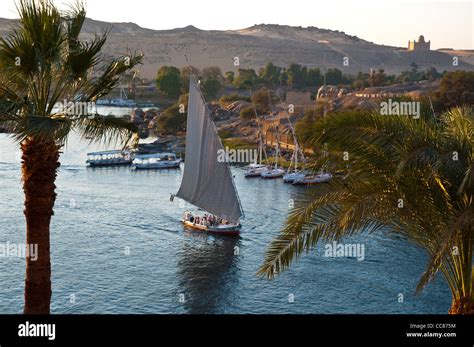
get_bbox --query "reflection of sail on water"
[176,76,244,223]
[177,236,240,313]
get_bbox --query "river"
[0,133,451,313]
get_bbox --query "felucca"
[173,75,244,236]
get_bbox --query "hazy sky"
[0,0,472,49]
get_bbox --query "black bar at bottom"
[0,314,472,346]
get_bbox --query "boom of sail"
[175,76,244,223]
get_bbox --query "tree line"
[156,61,450,103]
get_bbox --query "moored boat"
[109,86,136,107]
[281,108,307,183]
[293,172,333,185]
[261,168,285,179]
[244,123,269,178]
[283,171,306,183]
[244,163,270,177]
[86,149,134,167]
[261,141,285,179]
[132,152,181,170]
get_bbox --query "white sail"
[176,76,243,223]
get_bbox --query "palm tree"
[0,0,142,313]
[258,106,473,314]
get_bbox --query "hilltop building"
[408,35,430,51]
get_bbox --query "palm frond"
[260,106,474,307]
[82,52,143,102]
[0,0,143,151]
[74,114,138,148]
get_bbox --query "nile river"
[0,133,451,313]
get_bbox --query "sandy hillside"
[0,18,472,79]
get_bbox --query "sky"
[0,0,472,49]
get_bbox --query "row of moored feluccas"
[243,115,332,185]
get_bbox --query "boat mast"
[274,128,280,169]
[275,90,305,172]
[295,143,298,172]
[251,90,268,167]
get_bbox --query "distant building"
[408,35,430,51]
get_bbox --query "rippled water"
[0,133,451,313]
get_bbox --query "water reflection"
[177,229,241,314]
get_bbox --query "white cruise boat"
[86,150,134,167]
[132,153,181,170]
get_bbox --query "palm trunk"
[22,137,60,314]
[449,296,474,314]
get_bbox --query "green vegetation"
[156,66,182,99]
[0,0,142,313]
[251,88,278,113]
[233,68,258,89]
[294,109,319,148]
[218,129,234,139]
[259,106,474,314]
[259,62,284,87]
[201,77,221,100]
[221,137,256,150]
[155,61,457,107]
[434,70,474,110]
[240,105,257,120]
[225,71,235,85]
[235,87,278,120]
[157,94,188,134]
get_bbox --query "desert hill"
[1,18,472,79]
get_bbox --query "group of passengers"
[186,213,228,227]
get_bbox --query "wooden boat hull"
[181,220,241,236]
